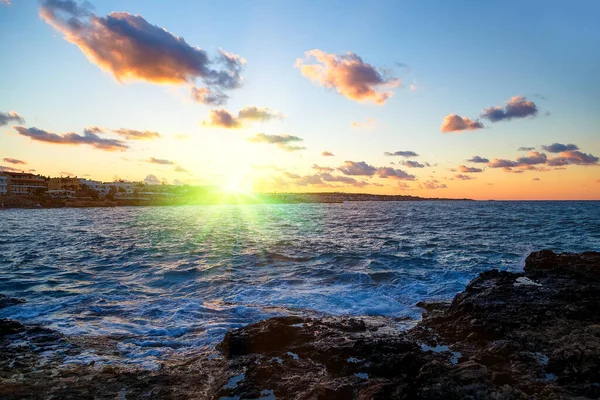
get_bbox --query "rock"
[0,295,25,310]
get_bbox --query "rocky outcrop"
[1,250,599,399]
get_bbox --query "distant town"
[0,171,472,208]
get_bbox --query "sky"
[1,0,599,200]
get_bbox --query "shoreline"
[1,250,599,398]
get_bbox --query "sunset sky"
[1,0,599,200]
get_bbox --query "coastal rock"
[1,250,599,399]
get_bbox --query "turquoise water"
[1,201,599,365]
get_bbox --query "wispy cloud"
[441,114,484,132]
[295,49,400,104]
[322,151,335,157]
[376,167,416,180]
[114,128,161,140]
[480,96,538,122]
[420,179,447,189]
[312,164,334,173]
[247,133,305,151]
[351,118,376,129]
[384,150,419,157]
[517,146,535,152]
[14,126,128,151]
[2,158,26,165]
[0,111,24,126]
[40,0,244,104]
[145,157,175,165]
[455,174,475,180]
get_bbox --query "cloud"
[541,143,579,153]
[312,164,334,173]
[174,166,188,173]
[515,151,547,165]
[401,160,426,168]
[351,118,375,129]
[1,0,12,5]
[238,106,284,121]
[247,133,305,151]
[480,96,538,122]
[202,106,283,128]
[40,0,244,103]
[146,157,175,165]
[320,172,361,184]
[144,174,161,185]
[384,150,419,157]
[322,151,335,157]
[295,49,400,104]
[0,165,24,172]
[60,171,75,176]
[458,165,483,173]
[0,111,25,126]
[467,156,489,163]
[114,128,161,140]
[376,167,416,180]
[455,174,475,180]
[488,158,519,169]
[420,179,447,189]
[2,158,27,165]
[338,161,377,176]
[202,109,241,128]
[191,87,229,106]
[547,151,599,166]
[533,178,540,181]
[14,126,128,151]
[440,114,484,132]
[517,146,535,152]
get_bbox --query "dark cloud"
[144,174,161,185]
[376,167,416,180]
[338,161,377,176]
[247,133,305,151]
[515,151,547,165]
[295,49,400,104]
[458,165,483,173]
[114,128,161,140]
[0,111,25,126]
[455,174,475,180]
[146,157,175,165]
[14,126,128,151]
[488,158,519,169]
[480,96,538,122]
[541,143,579,153]
[467,156,489,163]
[402,160,426,168]
[440,114,484,132]
[517,147,535,152]
[320,172,360,184]
[384,150,419,157]
[547,151,599,166]
[2,158,26,165]
[40,0,244,103]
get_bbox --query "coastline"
[1,250,599,399]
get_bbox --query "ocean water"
[1,201,599,367]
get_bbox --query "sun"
[220,175,254,195]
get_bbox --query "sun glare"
[221,175,254,195]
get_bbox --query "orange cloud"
[40,1,244,103]
[295,49,400,104]
[441,114,484,132]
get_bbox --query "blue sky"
[1,0,599,199]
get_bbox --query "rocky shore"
[1,250,599,399]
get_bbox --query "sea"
[1,201,599,368]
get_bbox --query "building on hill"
[0,175,7,195]
[0,172,48,195]
[48,177,82,191]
